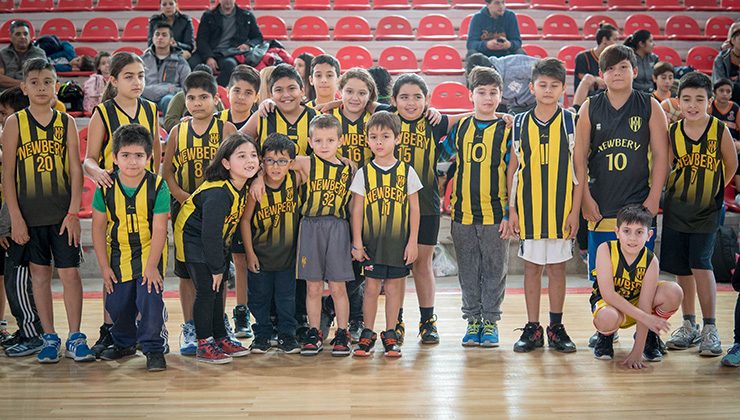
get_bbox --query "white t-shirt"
[350,160,423,196]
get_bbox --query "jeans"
[248,268,297,338]
[105,278,168,353]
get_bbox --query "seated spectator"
[148,0,195,60]
[142,22,191,112]
[713,23,740,104]
[574,23,618,95]
[624,30,658,93]
[83,52,111,114]
[163,64,224,131]
[0,20,46,91]
[467,52,537,114]
[466,0,524,58]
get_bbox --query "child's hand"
[0,236,10,250]
[404,241,418,265]
[581,194,602,223]
[179,115,193,123]
[90,166,114,188]
[258,99,276,117]
[212,273,223,291]
[142,266,163,294]
[249,174,265,201]
[643,314,671,335]
[246,251,260,273]
[565,210,579,240]
[425,107,442,125]
[60,213,81,247]
[499,113,514,128]
[508,212,520,239]
[10,217,29,246]
[338,156,358,174]
[642,197,659,217]
[351,244,369,262]
[102,267,118,294]
[498,219,509,239]
[621,350,646,370]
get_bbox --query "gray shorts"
[297,216,354,282]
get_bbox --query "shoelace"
[670,324,693,339]
[69,337,87,350]
[384,337,398,346]
[358,337,373,347]
[482,322,497,336]
[224,316,237,339]
[466,323,481,334]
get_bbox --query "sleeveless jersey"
[513,109,575,239]
[663,117,726,233]
[257,107,316,156]
[450,116,510,225]
[94,98,158,171]
[711,101,739,139]
[102,171,167,283]
[333,107,372,166]
[216,108,254,131]
[14,109,71,226]
[396,114,445,216]
[251,171,300,272]
[590,240,654,307]
[588,90,652,218]
[300,154,351,219]
[171,118,225,195]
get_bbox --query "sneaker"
[513,322,544,353]
[331,328,352,357]
[354,328,377,357]
[320,311,334,344]
[277,334,301,354]
[699,324,722,357]
[480,320,500,348]
[270,330,279,347]
[232,305,253,338]
[381,329,401,357]
[588,330,619,348]
[419,314,440,344]
[196,339,232,364]
[37,333,61,363]
[92,323,114,359]
[100,344,136,361]
[666,320,701,350]
[0,323,10,343]
[65,332,96,362]
[643,331,663,362]
[249,336,271,354]
[462,320,481,347]
[547,324,576,353]
[296,325,310,344]
[215,337,250,357]
[179,320,197,356]
[394,321,405,346]
[2,330,20,348]
[721,343,740,367]
[300,328,323,356]
[348,320,363,344]
[146,352,166,372]
[5,335,44,357]
[593,332,614,360]
[223,314,243,347]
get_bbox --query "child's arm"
[241,195,260,273]
[91,205,117,294]
[142,212,168,294]
[720,124,739,186]
[644,98,670,216]
[506,143,520,239]
[350,192,369,262]
[161,125,190,204]
[223,121,237,139]
[84,110,114,188]
[405,191,419,265]
[0,115,29,245]
[239,111,260,139]
[62,117,83,247]
[152,115,162,174]
[625,258,668,369]
[574,99,600,223]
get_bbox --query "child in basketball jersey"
[90,124,169,372]
[441,67,511,348]
[711,78,740,140]
[163,71,238,356]
[651,62,675,104]
[591,204,682,367]
[350,111,421,358]
[507,58,580,354]
[173,134,259,364]
[662,72,737,357]
[1,58,92,363]
[307,54,340,108]
[242,133,302,354]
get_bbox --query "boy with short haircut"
[91,124,170,371]
[662,72,738,356]
[350,111,421,357]
[1,58,92,363]
[591,204,683,367]
[441,66,511,348]
[651,62,675,103]
[507,58,581,353]
[308,54,340,108]
[711,78,740,140]
[162,70,238,356]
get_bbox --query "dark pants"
[295,279,307,324]
[187,262,227,340]
[105,278,167,354]
[248,268,297,338]
[322,261,365,322]
[4,244,41,339]
[188,52,238,87]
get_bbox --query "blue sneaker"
[721,343,740,367]
[223,314,244,347]
[5,336,44,357]
[65,332,96,362]
[180,320,197,356]
[37,333,61,364]
[480,320,499,347]
[462,320,481,347]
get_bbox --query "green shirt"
[93,178,171,214]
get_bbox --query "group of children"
[0,43,738,372]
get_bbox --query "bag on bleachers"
[58,81,84,113]
[712,224,739,283]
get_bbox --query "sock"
[703,317,716,326]
[549,312,563,326]
[397,307,404,323]
[683,314,696,326]
[420,307,434,321]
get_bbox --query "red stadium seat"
[430,82,473,113]
[623,14,665,40]
[75,46,98,58]
[459,14,473,40]
[114,46,144,55]
[291,16,330,41]
[422,44,464,75]
[665,16,704,41]
[0,19,34,43]
[722,0,740,10]
[557,45,586,74]
[122,17,150,42]
[16,0,53,12]
[411,0,450,8]
[57,0,93,11]
[452,0,487,7]
[336,45,373,69]
[0,0,14,12]
[374,0,411,8]
[379,46,420,74]
[646,0,684,10]
[78,127,88,161]
[417,14,457,41]
[295,0,331,9]
[686,46,719,73]
[376,15,415,40]
[334,16,373,41]
[253,0,290,9]
[706,16,735,40]
[542,14,581,40]
[724,182,740,212]
[522,44,549,58]
[134,0,160,10]
[178,0,211,10]
[218,85,230,108]
[79,18,120,42]
[653,45,683,66]
[256,15,288,41]
[569,0,606,10]
[684,0,722,10]
[191,17,199,36]
[531,0,568,9]
[292,45,326,57]
[608,0,646,10]
[40,18,77,41]
[517,14,540,40]
[583,15,619,39]
[96,0,132,11]
[333,0,371,9]
[79,177,96,219]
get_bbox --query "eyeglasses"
[263,158,291,166]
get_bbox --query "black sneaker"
[249,336,271,354]
[381,329,401,357]
[300,328,323,356]
[643,331,663,362]
[657,334,668,355]
[296,325,310,344]
[353,328,377,357]
[546,324,577,353]
[146,352,166,372]
[513,322,544,353]
[1,330,21,348]
[593,332,614,360]
[5,335,44,357]
[100,345,137,361]
[588,330,619,348]
[277,334,301,354]
[348,320,363,344]
[92,324,114,359]
[395,321,405,346]
[418,315,440,344]
[331,328,351,357]
[233,304,253,338]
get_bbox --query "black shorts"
[418,214,440,246]
[363,262,410,280]
[174,260,190,279]
[660,225,716,276]
[230,229,244,254]
[26,224,80,268]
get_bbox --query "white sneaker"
[666,320,701,350]
[699,324,722,357]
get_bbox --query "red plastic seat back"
[686,46,719,73]
[379,46,420,74]
[623,14,662,37]
[376,15,414,40]
[291,16,330,40]
[334,16,372,40]
[256,15,288,40]
[583,15,619,39]
[40,18,77,41]
[417,14,457,40]
[430,82,473,113]
[336,46,374,69]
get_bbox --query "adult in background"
[142,22,191,112]
[466,0,524,58]
[148,0,195,60]
[0,21,46,91]
[713,23,740,104]
[188,0,263,87]
[623,30,658,93]
[574,23,619,95]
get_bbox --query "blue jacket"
[466,7,522,57]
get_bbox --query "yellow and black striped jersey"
[94,98,157,171]
[333,107,372,166]
[251,171,300,271]
[216,107,254,131]
[171,118,225,195]
[590,240,654,306]
[300,154,351,219]
[257,107,316,156]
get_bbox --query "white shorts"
[518,239,573,265]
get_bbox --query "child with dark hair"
[574,23,619,94]
[367,66,392,105]
[711,78,740,140]
[294,53,315,101]
[652,62,675,103]
[83,52,111,114]
[307,54,340,107]
[623,30,658,92]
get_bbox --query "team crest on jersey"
[53,126,65,141]
[629,116,642,132]
[635,266,646,279]
[707,139,717,154]
[209,133,220,146]
[396,174,406,190]
[416,119,426,134]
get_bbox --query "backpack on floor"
[712,225,739,283]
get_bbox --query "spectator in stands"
[142,22,191,112]
[713,24,740,104]
[188,0,263,87]
[294,52,315,102]
[0,21,46,91]
[624,29,658,93]
[574,23,619,95]
[163,64,224,131]
[83,52,112,114]
[466,0,524,58]
[467,52,537,114]
[148,0,195,60]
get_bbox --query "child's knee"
[657,281,683,306]
[364,279,382,295]
[593,307,621,333]
[329,281,348,298]
[306,281,323,297]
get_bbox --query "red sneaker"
[215,337,250,357]
[196,339,232,364]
